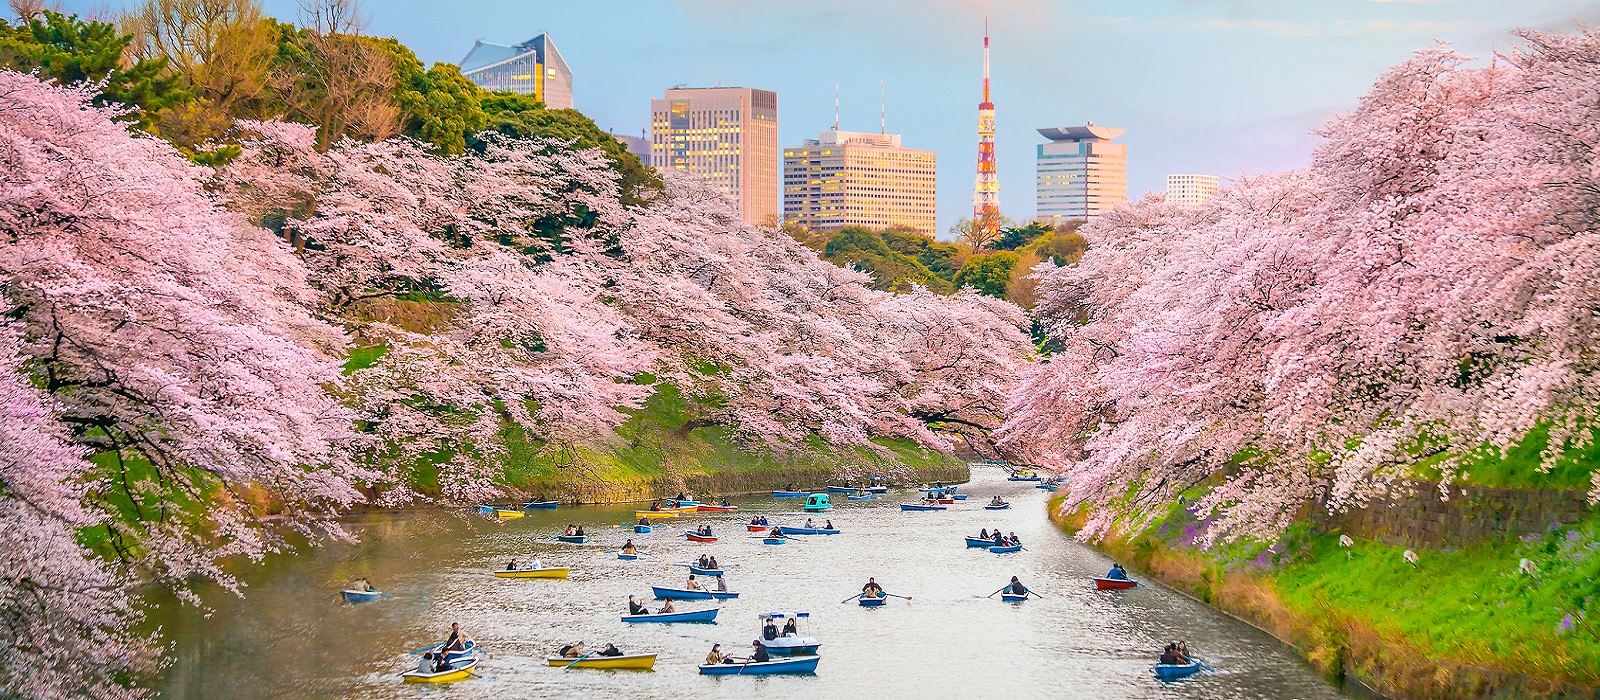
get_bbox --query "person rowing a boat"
[559,641,586,658]
[575,525,586,536]
[1159,642,1187,664]
[1107,563,1129,580]
[628,595,649,615]
[565,524,576,536]
[992,530,1005,545]
[685,574,702,591]
[750,515,762,526]
[621,540,637,555]
[862,577,884,598]
[639,515,651,526]
[353,577,374,592]
[749,640,771,663]
[1176,640,1193,662]
[698,524,713,537]
[659,599,676,613]
[1007,576,1028,596]
[979,528,990,539]
[442,622,470,655]
[768,526,783,538]
[505,559,518,571]
[1008,532,1021,546]
[696,554,710,569]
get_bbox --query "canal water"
[154,466,1345,699]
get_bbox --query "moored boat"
[965,536,996,548]
[1000,592,1028,603]
[901,503,946,511]
[1153,661,1203,680]
[522,500,558,509]
[340,588,384,604]
[401,657,477,683]
[866,485,888,494]
[651,585,739,600]
[544,653,657,670]
[777,525,839,536]
[772,490,809,498]
[825,485,857,493]
[493,567,571,579]
[621,608,718,623]
[1093,577,1139,590]
[698,655,819,675]
[990,544,1022,554]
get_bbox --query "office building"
[459,34,572,109]
[1166,173,1220,205]
[783,129,937,235]
[1036,123,1128,221]
[651,87,779,226]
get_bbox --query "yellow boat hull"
[495,509,524,519]
[493,567,570,579]
[635,510,678,519]
[402,658,476,683]
[545,654,656,670]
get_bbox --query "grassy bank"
[1052,492,1600,699]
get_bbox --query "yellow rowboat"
[493,567,570,579]
[635,510,679,519]
[402,657,477,683]
[545,653,657,670]
[495,509,524,519]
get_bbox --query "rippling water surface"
[155,467,1345,699]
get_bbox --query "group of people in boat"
[861,577,886,599]
[704,640,769,665]
[681,573,730,592]
[801,517,833,530]
[749,515,771,527]
[693,523,714,537]
[761,616,801,639]
[1106,563,1129,580]
[563,524,586,537]
[628,594,683,616]
[558,641,625,658]
[417,622,472,674]
[978,528,1021,546]
[988,495,1008,507]
[694,554,720,570]
[503,556,542,571]
[1159,640,1194,665]
[351,577,375,592]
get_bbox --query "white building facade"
[1035,123,1128,221]
[1166,173,1221,205]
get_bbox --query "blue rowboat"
[772,490,809,498]
[825,486,857,494]
[952,494,968,500]
[688,565,724,576]
[1038,483,1060,491]
[1008,475,1043,482]
[340,589,383,604]
[635,525,652,533]
[677,500,702,507]
[618,553,639,560]
[622,608,719,623]
[474,505,496,515]
[777,526,839,536]
[1000,593,1028,603]
[651,585,739,600]
[965,536,996,548]
[858,595,887,607]
[984,502,1011,510]
[991,544,1022,554]
[901,503,946,511]
[846,494,874,501]
[866,486,888,493]
[698,655,820,675]
[555,535,588,544]
[1154,661,1203,680]
[522,500,558,509]
[918,487,954,494]
[762,537,787,545]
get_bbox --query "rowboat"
[772,490,809,498]
[555,535,588,544]
[866,486,888,493]
[491,508,523,519]
[918,487,955,494]
[991,544,1022,554]
[618,553,639,560]
[803,494,832,512]
[698,655,819,675]
[341,589,384,604]
[934,497,955,504]
[696,504,738,512]
[676,500,702,507]
[901,503,946,511]
[746,524,768,532]
[493,567,570,579]
[684,532,717,543]
[651,585,739,600]
[688,564,724,576]
[825,485,857,493]
[522,500,558,509]
[1008,473,1042,482]
[621,608,719,623]
[635,525,653,533]
[402,657,477,683]
[777,526,839,536]
[965,536,997,548]
[544,653,656,670]
[984,502,1011,510]
[846,494,874,501]
[1000,592,1029,602]
[758,612,820,655]
[635,510,679,519]
[762,537,787,545]
[1038,483,1060,492]
[951,494,968,500]
[858,594,887,607]
[1093,577,1139,591]
[1153,661,1203,680]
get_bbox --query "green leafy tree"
[367,36,485,155]
[823,227,952,293]
[880,228,962,281]
[1029,221,1088,265]
[0,10,189,132]
[476,91,659,205]
[993,221,1052,251]
[953,250,1020,299]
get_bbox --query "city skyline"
[51,0,1600,236]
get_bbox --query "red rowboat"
[936,498,955,504]
[696,504,738,512]
[746,524,767,532]
[1093,577,1138,591]
[685,533,718,543]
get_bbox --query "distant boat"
[622,608,718,623]
[901,503,946,512]
[522,500,558,509]
[1093,577,1138,591]
[802,493,832,512]
[340,588,384,604]
[698,655,819,675]
[772,490,809,498]
[965,536,997,548]
[866,486,889,494]
[746,524,769,532]
[545,653,657,670]
[990,544,1022,554]
[777,525,839,536]
[555,534,587,544]
[651,585,738,600]
[684,532,717,543]
[984,502,1011,510]
[846,494,875,501]
[493,567,570,579]
[687,564,724,576]
[1153,661,1203,680]
[825,485,857,493]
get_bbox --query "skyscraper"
[972,21,1001,240]
[1035,123,1128,221]
[459,34,572,109]
[1166,174,1220,205]
[783,128,937,235]
[650,87,780,227]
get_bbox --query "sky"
[49,0,1600,235]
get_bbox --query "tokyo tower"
[972,19,1001,242]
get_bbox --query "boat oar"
[1190,656,1217,672]
[985,586,1007,598]
[839,592,863,604]
[407,641,445,655]
[561,650,597,670]
[884,592,913,601]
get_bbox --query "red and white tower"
[972,19,1001,241]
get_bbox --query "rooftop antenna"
[880,80,886,134]
[833,77,840,131]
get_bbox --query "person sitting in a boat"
[1008,532,1021,545]
[559,641,586,658]
[762,619,779,640]
[979,528,990,539]
[442,622,469,654]
[750,515,762,525]
[705,644,726,665]
[718,498,731,507]
[991,531,1005,545]
[525,555,542,570]
[782,617,799,636]
[1176,641,1193,662]
[759,516,770,526]
[701,524,713,536]
[621,540,637,555]
[1007,576,1028,596]
[565,524,576,535]
[432,654,454,673]
[804,517,815,528]
[991,496,1006,506]
[659,599,676,613]
[708,555,720,569]
[639,516,651,526]
[1159,642,1183,665]
[784,483,796,491]
[1107,563,1129,580]
[354,577,374,592]
[575,525,586,536]
[713,574,728,592]
[677,491,688,501]
[651,502,663,512]
[696,554,710,569]
[628,595,649,615]
[685,574,702,591]
[750,640,771,663]
[862,577,884,598]
[824,519,833,530]
[599,643,623,657]
[505,559,517,571]
[768,526,784,538]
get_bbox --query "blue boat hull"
[901,504,946,511]
[866,486,888,493]
[772,491,808,498]
[618,553,639,560]
[965,537,996,548]
[1000,593,1028,602]
[556,535,587,544]
[651,586,738,600]
[622,608,718,623]
[991,545,1022,554]
[825,486,857,493]
[635,525,652,533]
[1154,662,1203,680]
[984,503,1011,510]
[688,565,724,576]
[846,495,874,501]
[777,526,839,536]
[762,538,786,545]
[951,494,968,500]
[522,500,558,509]
[340,589,383,604]
[698,656,819,675]
[858,595,887,607]
[802,505,831,512]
